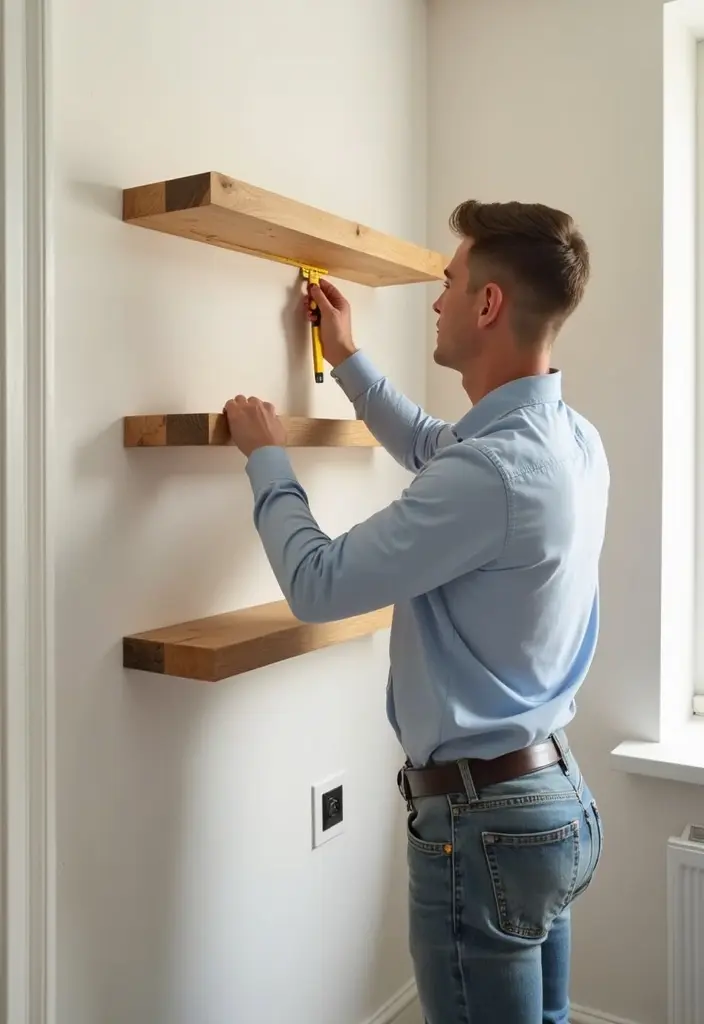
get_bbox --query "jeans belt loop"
[397,764,414,811]
[552,730,570,774]
[457,758,480,805]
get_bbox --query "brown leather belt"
[398,737,563,802]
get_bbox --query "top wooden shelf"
[122,171,447,287]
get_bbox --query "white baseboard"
[392,1002,422,1024]
[364,980,419,1024]
[364,984,642,1024]
[572,1005,643,1024]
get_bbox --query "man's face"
[432,239,498,373]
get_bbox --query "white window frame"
[0,0,54,1020]
[695,38,704,716]
[660,2,699,726]
[597,2,704,784]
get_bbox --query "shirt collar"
[453,370,563,441]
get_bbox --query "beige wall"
[427,2,703,1022]
[53,1,429,1022]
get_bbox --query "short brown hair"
[449,200,590,346]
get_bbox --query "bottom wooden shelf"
[123,601,393,681]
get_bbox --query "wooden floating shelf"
[123,413,378,448]
[123,171,446,287]
[123,601,393,682]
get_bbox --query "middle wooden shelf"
[123,600,393,682]
[123,413,378,448]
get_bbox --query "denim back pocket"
[482,820,580,940]
[591,803,604,870]
[573,800,604,898]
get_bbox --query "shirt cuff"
[331,350,385,402]
[245,446,297,497]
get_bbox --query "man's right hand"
[306,278,358,369]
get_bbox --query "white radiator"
[668,824,704,1024]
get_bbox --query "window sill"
[611,723,704,786]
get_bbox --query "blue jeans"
[405,744,603,1024]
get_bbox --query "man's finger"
[317,278,347,311]
[309,282,334,313]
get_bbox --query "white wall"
[427,2,704,1022]
[53,2,428,1022]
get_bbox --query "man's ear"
[478,283,503,327]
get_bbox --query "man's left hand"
[223,395,287,457]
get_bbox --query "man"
[224,200,609,1024]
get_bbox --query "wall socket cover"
[312,772,345,849]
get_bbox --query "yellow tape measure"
[232,244,328,383]
[300,265,327,384]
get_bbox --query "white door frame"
[0,0,53,1021]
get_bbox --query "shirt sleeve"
[245,441,509,623]
[332,351,456,472]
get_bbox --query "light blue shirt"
[246,351,609,766]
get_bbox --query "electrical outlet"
[312,773,345,849]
